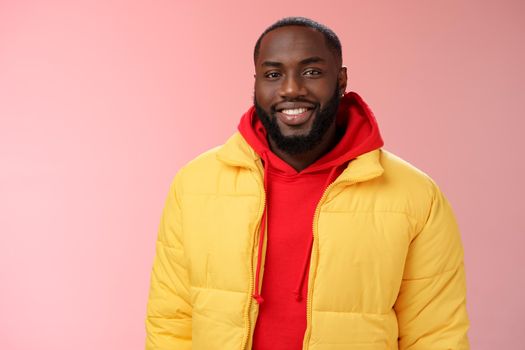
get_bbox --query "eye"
[264,71,281,80]
[304,69,322,77]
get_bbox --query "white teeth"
[281,108,308,115]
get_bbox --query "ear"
[338,66,348,95]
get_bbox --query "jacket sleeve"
[146,173,192,349]
[394,184,469,349]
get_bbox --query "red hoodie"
[238,92,384,350]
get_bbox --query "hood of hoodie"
[238,91,384,174]
[237,91,384,306]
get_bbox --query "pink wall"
[1,0,523,349]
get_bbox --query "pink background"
[1,0,523,349]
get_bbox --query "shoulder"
[171,133,259,196]
[379,149,436,192]
[169,145,225,198]
[179,146,224,177]
[375,149,446,232]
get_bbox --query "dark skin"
[254,26,347,171]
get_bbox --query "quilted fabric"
[145,132,469,350]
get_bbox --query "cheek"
[307,80,336,98]
[254,84,274,106]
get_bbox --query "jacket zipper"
[302,179,355,349]
[241,166,266,350]
[241,162,378,349]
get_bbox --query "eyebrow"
[300,56,326,65]
[261,56,326,68]
[261,60,283,68]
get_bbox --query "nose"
[279,74,306,99]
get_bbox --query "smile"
[281,107,309,116]
[276,107,315,125]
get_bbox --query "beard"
[254,85,341,155]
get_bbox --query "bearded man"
[146,17,470,350]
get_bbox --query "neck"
[268,124,338,172]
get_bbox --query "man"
[146,17,469,350]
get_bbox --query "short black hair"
[253,17,342,66]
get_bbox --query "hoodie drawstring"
[252,152,270,304]
[291,165,341,301]
[253,156,344,303]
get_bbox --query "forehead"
[257,26,335,66]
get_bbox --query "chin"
[279,129,312,138]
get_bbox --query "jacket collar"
[337,148,384,184]
[217,132,384,183]
[217,132,260,169]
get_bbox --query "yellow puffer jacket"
[146,132,469,350]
